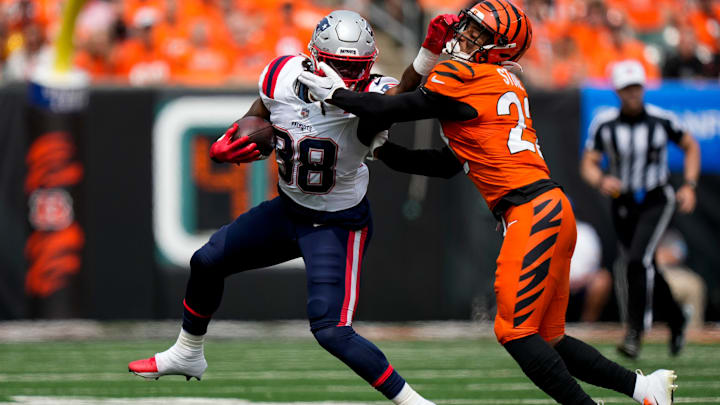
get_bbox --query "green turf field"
[1,337,719,404]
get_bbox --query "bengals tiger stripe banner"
[24,71,89,318]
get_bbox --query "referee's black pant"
[611,184,685,334]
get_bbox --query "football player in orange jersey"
[299,1,680,404]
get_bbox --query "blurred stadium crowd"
[0,0,333,86]
[1,0,719,88]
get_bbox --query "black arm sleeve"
[333,87,477,146]
[330,87,477,123]
[375,142,463,179]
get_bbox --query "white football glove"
[298,62,346,102]
[365,130,388,161]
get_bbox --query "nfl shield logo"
[300,107,309,118]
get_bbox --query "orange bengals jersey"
[423,59,550,210]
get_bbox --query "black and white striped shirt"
[585,104,685,194]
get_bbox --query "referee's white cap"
[611,60,646,90]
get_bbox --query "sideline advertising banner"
[580,82,720,173]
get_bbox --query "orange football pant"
[494,188,577,345]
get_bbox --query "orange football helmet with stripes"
[447,0,533,65]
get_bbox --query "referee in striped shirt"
[580,60,701,358]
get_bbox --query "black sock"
[555,335,636,397]
[504,334,595,405]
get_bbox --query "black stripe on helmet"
[481,0,503,35]
[507,1,523,41]
[512,20,530,61]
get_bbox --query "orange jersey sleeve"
[424,60,550,210]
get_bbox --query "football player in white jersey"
[129,10,434,405]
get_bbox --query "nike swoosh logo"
[430,75,445,84]
[507,220,519,228]
[313,223,323,227]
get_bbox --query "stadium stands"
[0,0,718,86]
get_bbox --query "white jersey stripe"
[343,229,365,326]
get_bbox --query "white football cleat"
[636,369,677,405]
[128,349,207,381]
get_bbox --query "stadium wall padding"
[1,85,718,322]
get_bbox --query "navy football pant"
[182,197,405,398]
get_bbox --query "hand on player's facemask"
[209,123,261,164]
[423,14,460,54]
[298,62,347,102]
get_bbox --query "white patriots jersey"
[258,55,398,212]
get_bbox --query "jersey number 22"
[497,91,543,158]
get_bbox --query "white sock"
[175,328,205,355]
[391,383,435,405]
[632,372,647,403]
[156,328,205,370]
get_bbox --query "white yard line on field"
[3,398,720,405]
[2,320,719,343]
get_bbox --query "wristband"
[412,47,440,76]
[684,179,697,188]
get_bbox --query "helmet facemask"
[310,45,377,89]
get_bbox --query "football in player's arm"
[299,2,679,405]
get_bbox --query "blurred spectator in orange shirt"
[605,0,672,36]
[176,0,231,50]
[153,0,191,75]
[663,26,713,79]
[686,0,720,54]
[74,0,123,82]
[585,9,660,83]
[74,25,118,81]
[174,20,230,86]
[549,34,587,88]
[567,0,611,62]
[265,0,327,57]
[115,8,170,86]
[225,7,273,85]
[521,0,570,88]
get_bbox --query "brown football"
[232,116,275,156]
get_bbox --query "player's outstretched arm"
[375,142,462,179]
[387,14,459,96]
